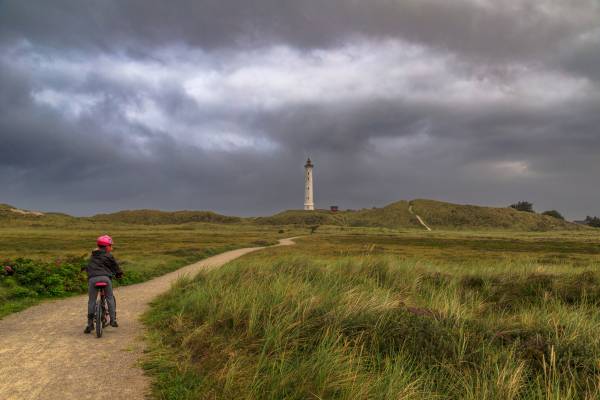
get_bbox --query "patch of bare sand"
[9,208,44,216]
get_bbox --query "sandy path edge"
[0,237,297,400]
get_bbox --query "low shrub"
[1,257,88,299]
[458,271,600,311]
[0,256,144,315]
[542,210,565,220]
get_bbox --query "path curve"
[0,238,297,400]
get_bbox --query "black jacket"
[83,249,123,279]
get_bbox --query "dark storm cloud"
[0,0,599,219]
[558,31,600,83]
[2,0,598,60]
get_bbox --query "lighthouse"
[304,158,315,210]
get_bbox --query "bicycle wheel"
[95,292,103,338]
[102,297,109,327]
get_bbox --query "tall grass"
[143,254,600,399]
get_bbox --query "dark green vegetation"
[584,216,600,228]
[143,232,600,399]
[542,210,565,220]
[0,257,87,316]
[510,201,535,213]
[0,254,161,316]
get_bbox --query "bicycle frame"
[99,289,109,323]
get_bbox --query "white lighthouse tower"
[304,158,315,210]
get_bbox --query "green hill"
[345,200,422,229]
[0,203,42,216]
[0,203,74,225]
[89,209,241,225]
[253,209,339,226]
[254,199,584,231]
[254,201,421,229]
[409,199,583,231]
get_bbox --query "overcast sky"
[1,0,599,218]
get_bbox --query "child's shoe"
[84,315,94,334]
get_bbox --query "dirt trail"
[0,238,297,400]
[408,204,432,231]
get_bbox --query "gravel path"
[0,238,296,400]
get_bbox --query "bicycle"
[93,281,116,338]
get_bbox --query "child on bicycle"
[82,235,123,334]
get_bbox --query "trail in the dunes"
[0,238,297,400]
[408,204,432,231]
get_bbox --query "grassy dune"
[254,201,422,229]
[143,233,600,399]
[253,200,584,232]
[410,199,582,231]
[89,209,242,225]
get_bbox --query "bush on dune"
[1,257,88,300]
[0,257,146,317]
[542,210,565,220]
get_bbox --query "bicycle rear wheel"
[95,292,103,338]
[102,296,109,327]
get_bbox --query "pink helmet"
[97,235,113,247]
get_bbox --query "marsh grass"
[143,243,600,399]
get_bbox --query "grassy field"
[143,230,600,399]
[0,221,299,317]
